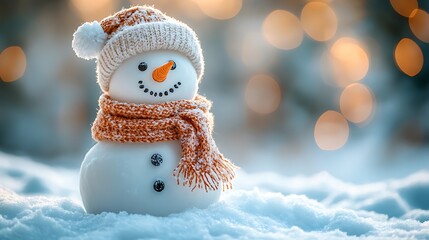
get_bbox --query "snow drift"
[0,152,428,239]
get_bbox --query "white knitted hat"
[72,6,205,92]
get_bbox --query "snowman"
[72,6,237,216]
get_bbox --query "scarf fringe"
[173,154,238,192]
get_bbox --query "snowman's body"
[80,51,221,216]
[81,141,221,215]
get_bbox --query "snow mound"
[236,170,429,218]
[0,152,79,201]
[1,187,429,240]
[1,152,429,239]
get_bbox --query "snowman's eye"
[170,60,176,70]
[138,62,148,71]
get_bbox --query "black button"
[151,153,163,166]
[153,180,165,192]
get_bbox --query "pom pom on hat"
[72,21,107,60]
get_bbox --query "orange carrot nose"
[152,61,174,82]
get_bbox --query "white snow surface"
[1,152,429,239]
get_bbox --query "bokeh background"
[0,0,428,183]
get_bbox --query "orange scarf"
[92,94,237,191]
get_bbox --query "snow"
[0,152,79,202]
[236,171,429,219]
[1,152,429,239]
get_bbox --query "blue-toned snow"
[0,152,428,239]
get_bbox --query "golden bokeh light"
[340,83,375,124]
[70,0,116,21]
[409,9,429,43]
[177,0,206,20]
[314,110,349,151]
[329,37,369,87]
[263,10,303,50]
[390,0,418,17]
[245,74,282,114]
[0,46,27,83]
[193,0,242,20]
[394,38,423,77]
[301,1,337,41]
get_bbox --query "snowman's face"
[109,50,198,104]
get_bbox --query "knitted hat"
[72,6,204,92]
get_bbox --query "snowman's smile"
[138,81,182,97]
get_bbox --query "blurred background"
[0,0,428,183]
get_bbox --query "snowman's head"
[109,50,198,104]
[71,6,204,101]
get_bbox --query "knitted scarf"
[92,94,237,191]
